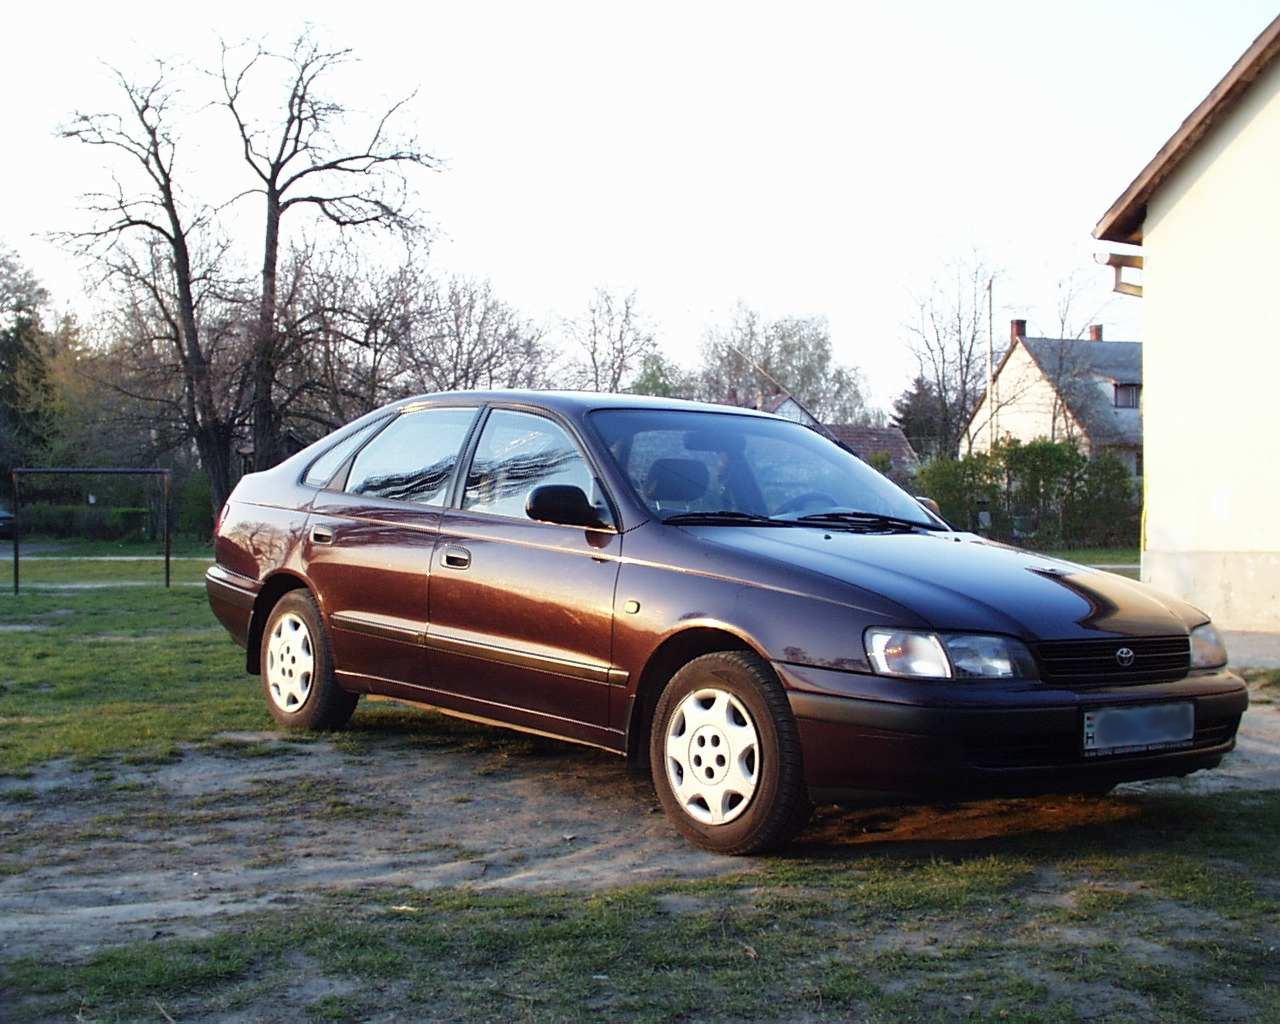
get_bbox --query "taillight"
[215,502,230,537]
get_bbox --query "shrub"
[16,504,150,540]
[177,473,213,538]
[917,439,1138,549]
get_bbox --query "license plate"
[1082,702,1195,757]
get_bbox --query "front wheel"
[650,651,811,855]
[260,590,357,730]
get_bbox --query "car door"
[304,405,481,691]
[426,407,622,741]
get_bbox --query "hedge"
[916,438,1139,550]
[15,505,151,540]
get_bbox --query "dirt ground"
[3,691,1277,968]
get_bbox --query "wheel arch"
[624,624,770,771]
[245,571,314,674]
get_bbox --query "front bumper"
[776,662,1248,802]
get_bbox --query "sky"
[2,1,1276,410]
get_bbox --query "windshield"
[590,409,939,528]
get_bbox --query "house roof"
[1019,338,1143,447]
[1095,14,1280,244]
[761,393,795,415]
[824,424,920,469]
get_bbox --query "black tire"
[259,590,357,730]
[649,651,812,855]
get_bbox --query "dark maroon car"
[207,391,1247,853]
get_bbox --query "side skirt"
[337,670,626,756]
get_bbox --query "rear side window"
[303,418,387,488]
[345,407,479,505]
[463,409,597,520]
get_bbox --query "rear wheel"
[260,590,357,730]
[650,651,811,854]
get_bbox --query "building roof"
[824,424,920,470]
[1095,14,1280,244]
[1019,338,1143,447]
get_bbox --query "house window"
[1114,383,1141,408]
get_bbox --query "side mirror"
[916,495,943,519]
[526,484,608,529]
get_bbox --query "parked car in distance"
[0,507,13,541]
[207,392,1248,854]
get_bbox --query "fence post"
[163,471,171,589]
[10,471,18,596]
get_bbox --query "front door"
[426,408,622,743]
[304,405,480,691]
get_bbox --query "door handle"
[441,544,471,570]
[311,525,334,545]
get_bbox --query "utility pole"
[986,275,995,449]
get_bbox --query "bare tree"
[698,302,870,424]
[904,256,991,458]
[402,276,550,393]
[267,240,419,431]
[219,33,437,468]
[59,66,243,511]
[270,243,550,431]
[564,288,655,392]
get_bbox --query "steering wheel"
[776,491,838,515]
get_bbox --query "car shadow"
[347,698,1277,867]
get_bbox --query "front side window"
[345,407,478,505]
[463,409,596,520]
[303,417,387,488]
[592,408,934,524]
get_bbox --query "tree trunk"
[251,193,282,471]
[196,425,235,520]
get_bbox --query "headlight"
[1189,622,1228,669]
[863,629,1038,680]
[864,629,950,678]
[943,634,1039,679]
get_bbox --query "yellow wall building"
[1095,17,1280,630]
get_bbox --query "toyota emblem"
[1115,647,1136,667]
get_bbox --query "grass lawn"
[4,534,214,558]
[0,563,1277,1023]
[0,581,263,771]
[1040,547,1140,566]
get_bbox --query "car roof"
[391,389,782,420]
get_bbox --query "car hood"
[692,527,1204,640]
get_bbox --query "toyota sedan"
[206,392,1247,853]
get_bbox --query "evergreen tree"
[0,250,55,489]
[891,375,947,459]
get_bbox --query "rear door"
[304,405,480,690]
[426,407,622,741]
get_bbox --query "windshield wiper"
[661,510,792,527]
[785,510,939,532]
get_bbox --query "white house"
[966,320,1143,476]
[1094,14,1280,630]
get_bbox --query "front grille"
[1034,635,1190,687]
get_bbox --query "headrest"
[644,458,710,504]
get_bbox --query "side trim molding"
[425,630,624,686]
[331,611,423,644]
